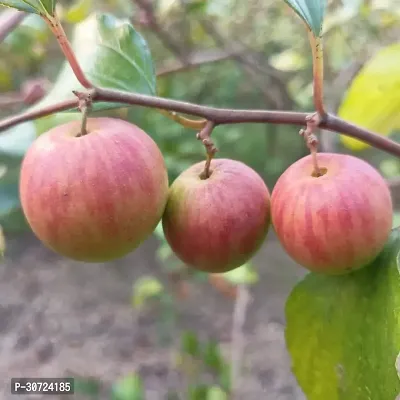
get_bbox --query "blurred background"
[0,0,399,398]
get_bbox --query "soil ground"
[0,230,307,400]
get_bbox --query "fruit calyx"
[311,167,328,177]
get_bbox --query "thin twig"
[44,14,93,89]
[134,0,188,63]
[0,99,77,132]
[0,93,23,108]
[319,61,364,152]
[156,49,234,77]
[309,32,326,116]
[199,18,292,109]
[230,284,251,399]
[0,9,26,43]
[1,88,400,158]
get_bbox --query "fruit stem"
[201,153,213,180]
[311,147,322,177]
[300,112,322,177]
[73,91,93,136]
[196,121,217,179]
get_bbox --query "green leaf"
[380,159,400,179]
[31,12,157,113]
[166,390,181,400]
[0,0,56,15]
[286,228,400,400]
[0,176,28,233]
[188,385,209,400]
[181,330,200,357]
[132,276,164,309]
[338,43,400,151]
[156,243,173,262]
[207,386,228,400]
[222,263,259,285]
[0,182,19,217]
[112,374,145,400]
[0,121,36,158]
[0,225,5,259]
[73,376,101,397]
[203,340,224,374]
[64,0,92,24]
[283,0,327,36]
[393,213,400,229]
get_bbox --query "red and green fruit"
[271,153,393,275]
[162,158,271,273]
[19,117,169,262]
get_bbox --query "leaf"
[0,225,5,259]
[156,243,173,262]
[283,0,327,36]
[393,213,400,229]
[203,340,225,374]
[31,12,157,113]
[73,376,101,397]
[269,49,307,72]
[0,179,21,220]
[188,385,209,400]
[380,159,400,179]
[222,263,259,285]
[0,0,56,15]
[181,330,200,357]
[112,374,145,400]
[132,276,164,309]
[207,386,228,400]
[285,228,400,400]
[0,121,36,158]
[338,43,400,151]
[64,0,92,24]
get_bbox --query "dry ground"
[0,230,307,399]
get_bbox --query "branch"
[230,284,251,399]
[0,99,77,132]
[0,9,26,43]
[0,92,22,108]
[44,14,92,89]
[134,0,188,63]
[319,60,364,152]
[1,88,400,159]
[199,19,293,109]
[309,32,326,115]
[156,49,235,77]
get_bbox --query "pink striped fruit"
[19,117,169,262]
[162,159,271,273]
[271,153,393,275]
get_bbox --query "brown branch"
[0,99,77,132]
[44,14,93,89]
[0,9,26,42]
[0,92,22,108]
[199,19,292,109]
[230,284,251,399]
[1,88,400,158]
[156,49,234,77]
[319,61,364,153]
[134,0,188,63]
